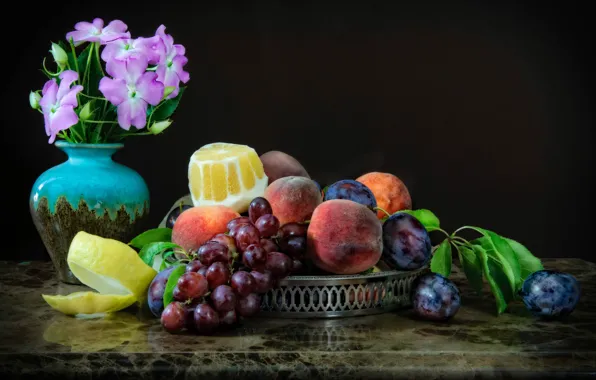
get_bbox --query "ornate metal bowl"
[161,196,429,318]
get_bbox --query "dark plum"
[193,303,220,334]
[161,301,187,332]
[165,204,193,228]
[382,213,432,270]
[323,179,377,210]
[249,197,273,224]
[411,273,461,321]
[519,270,581,318]
[196,241,231,266]
[147,266,175,317]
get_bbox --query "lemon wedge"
[42,292,137,316]
[66,231,157,302]
[188,142,268,213]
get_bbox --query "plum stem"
[374,206,391,218]
[451,236,471,246]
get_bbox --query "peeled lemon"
[42,231,157,317]
[188,142,268,213]
[42,292,137,316]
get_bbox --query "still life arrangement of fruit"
[42,142,582,336]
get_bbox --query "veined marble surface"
[0,258,594,379]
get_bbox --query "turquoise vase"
[30,141,150,284]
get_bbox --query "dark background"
[5,1,594,262]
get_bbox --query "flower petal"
[105,58,128,79]
[39,80,58,110]
[66,30,98,46]
[56,70,79,101]
[73,21,95,31]
[101,38,128,62]
[135,35,165,65]
[126,56,149,83]
[137,72,164,106]
[100,31,131,45]
[117,98,147,130]
[41,78,57,96]
[92,18,104,29]
[99,77,128,106]
[174,44,185,56]
[59,85,83,107]
[103,19,127,33]
[172,55,190,84]
[49,104,79,142]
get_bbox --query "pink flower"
[154,25,190,99]
[101,36,165,65]
[66,18,130,46]
[99,56,164,130]
[39,70,83,143]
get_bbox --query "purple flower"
[154,25,190,99]
[101,35,165,64]
[99,56,164,130]
[39,70,83,143]
[66,18,130,46]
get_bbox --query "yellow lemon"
[188,142,268,213]
[41,292,137,316]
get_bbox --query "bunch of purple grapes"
[153,197,307,335]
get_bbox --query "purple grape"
[242,244,267,270]
[219,310,237,327]
[197,266,208,277]
[227,217,251,232]
[280,236,306,258]
[249,197,272,224]
[251,270,275,293]
[197,241,231,266]
[209,233,237,254]
[161,301,187,332]
[291,259,304,274]
[237,293,261,317]
[193,303,220,334]
[260,238,279,254]
[147,266,175,317]
[254,214,280,238]
[173,272,209,302]
[185,260,204,273]
[206,262,231,290]
[279,223,307,239]
[211,285,237,312]
[234,224,261,252]
[231,271,256,297]
[265,252,293,279]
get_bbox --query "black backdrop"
[6,1,594,262]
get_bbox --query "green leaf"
[456,244,484,294]
[398,209,440,231]
[465,227,521,290]
[129,228,173,249]
[472,243,515,314]
[503,237,544,290]
[138,242,180,267]
[430,240,452,277]
[163,264,186,308]
[151,86,186,121]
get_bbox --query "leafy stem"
[94,42,105,76]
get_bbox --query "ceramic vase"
[29,141,150,284]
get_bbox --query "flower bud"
[29,91,41,109]
[163,86,176,99]
[79,102,93,121]
[149,119,172,135]
[50,43,68,69]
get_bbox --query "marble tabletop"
[0,258,594,379]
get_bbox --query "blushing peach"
[172,206,240,252]
[356,172,412,219]
[263,176,322,226]
[260,151,310,184]
[307,199,383,275]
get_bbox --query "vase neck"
[55,142,124,163]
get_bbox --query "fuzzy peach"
[260,150,310,184]
[307,199,383,275]
[263,176,322,226]
[172,205,240,252]
[356,172,412,219]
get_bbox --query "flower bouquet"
[29,18,190,143]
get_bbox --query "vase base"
[31,196,149,284]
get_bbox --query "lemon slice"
[66,231,157,302]
[42,292,137,316]
[188,142,268,213]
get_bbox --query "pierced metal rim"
[278,265,429,286]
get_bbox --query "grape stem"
[373,206,391,218]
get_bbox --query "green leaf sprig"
[382,209,544,315]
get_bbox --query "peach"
[263,176,322,226]
[307,199,383,275]
[172,205,240,252]
[356,172,412,219]
[260,150,310,184]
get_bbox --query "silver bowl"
[161,196,429,318]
